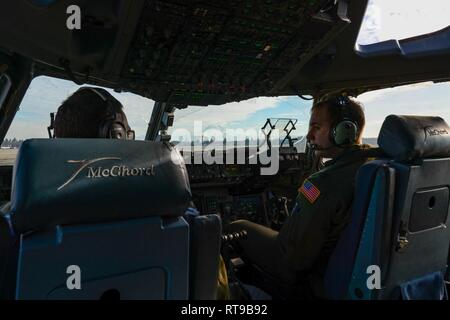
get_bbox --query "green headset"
[328,96,359,147]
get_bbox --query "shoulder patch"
[298,179,321,204]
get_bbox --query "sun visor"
[8,139,191,233]
[378,115,450,162]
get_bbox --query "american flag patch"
[299,179,321,204]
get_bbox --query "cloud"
[357,0,450,45]
[358,82,436,104]
[360,81,450,137]
[108,91,156,136]
[7,121,49,139]
[357,0,382,45]
[6,76,292,140]
[5,76,157,139]
[172,96,288,131]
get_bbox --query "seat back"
[0,139,219,299]
[17,216,189,299]
[325,115,450,300]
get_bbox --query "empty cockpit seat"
[325,115,450,300]
[0,139,221,299]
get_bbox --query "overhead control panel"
[121,0,345,105]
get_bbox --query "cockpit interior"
[0,0,449,300]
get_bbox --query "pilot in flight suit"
[227,96,371,299]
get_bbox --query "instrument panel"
[187,148,308,228]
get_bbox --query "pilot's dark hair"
[312,96,366,141]
[54,87,125,138]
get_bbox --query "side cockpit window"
[357,0,450,46]
[356,0,450,57]
[359,81,450,144]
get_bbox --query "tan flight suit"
[228,145,371,298]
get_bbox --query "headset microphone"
[48,112,55,138]
[307,142,334,151]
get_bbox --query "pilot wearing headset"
[50,86,135,140]
[227,95,372,299]
[0,87,135,214]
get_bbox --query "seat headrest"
[8,139,191,233]
[378,115,450,161]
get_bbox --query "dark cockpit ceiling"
[1,0,450,106]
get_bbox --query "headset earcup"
[98,119,112,138]
[98,120,127,139]
[333,120,358,146]
[110,122,127,139]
